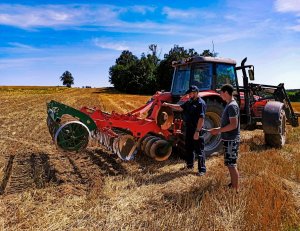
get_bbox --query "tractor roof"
[172,56,236,67]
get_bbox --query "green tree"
[108,45,217,94]
[200,49,218,57]
[109,50,138,92]
[60,71,74,87]
[288,90,300,102]
[109,45,159,94]
[156,45,198,91]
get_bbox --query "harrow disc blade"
[107,136,114,151]
[141,135,153,152]
[103,134,109,148]
[156,106,174,130]
[54,121,90,152]
[117,135,137,161]
[136,135,146,150]
[112,137,120,154]
[144,136,160,157]
[150,139,172,161]
[100,132,105,145]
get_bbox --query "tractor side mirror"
[248,68,254,81]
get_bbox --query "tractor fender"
[262,101,285,134]
[179,91,223,104]
[199,91,221,98]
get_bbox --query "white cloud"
[8,42,39,50]
[289,24,300,31]
[0,4,123,29]
[274,0,300,13]
[162,7,215,20]
[0,3,164,34]
[93,38,129,51]
[0,3,262,38]
[274,0,300,32]
[130,5,156,14]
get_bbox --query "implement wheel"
[54,121,91,152]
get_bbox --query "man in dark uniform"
[163,85,207,175]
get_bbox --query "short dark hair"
[220,84,234,96]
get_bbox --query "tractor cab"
[170,56,237,98]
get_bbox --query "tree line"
[287,90,300,102]
[58,44,215,92]
[109,44,215,94]
[58,47,300,102]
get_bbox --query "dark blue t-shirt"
[180,97,206,131]
[221,100,240,141]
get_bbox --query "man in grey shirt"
[209,84,240,192]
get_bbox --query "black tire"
[203,99,224,156]
[263,102,286,148]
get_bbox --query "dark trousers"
[185,129,206,172]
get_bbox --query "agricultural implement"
[47,56,299,161]
[46,97,177,161]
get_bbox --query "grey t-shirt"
[221,100,240,141]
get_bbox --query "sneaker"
[197,172,206,176]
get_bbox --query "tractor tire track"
[48,152,83,186]
[0,156,14,195]
[3,153,59,195]
[4,154,35,195]
[30,153,58,189]
[0,151,88,195]
[85,149,127,176]
[0,148,123,195]
[63,151,105,191]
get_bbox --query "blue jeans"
[185,130,206,172]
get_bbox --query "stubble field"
[0,86,299,230]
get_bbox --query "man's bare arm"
[163,102,183,111]
[209,117,238,135]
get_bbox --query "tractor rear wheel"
[204,99,224,156]
[262,101,286,148]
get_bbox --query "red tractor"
[47,56,299,160]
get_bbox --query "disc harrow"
[47,97,181,161]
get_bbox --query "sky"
[1,0,300,89]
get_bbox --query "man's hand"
[193,131,199,140]
[209,127,221,135]
[162,102,169,106]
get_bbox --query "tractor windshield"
[215,64,236,89]
[171,65,191,95]
[191,63,213,90]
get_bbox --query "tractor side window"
[191,63,212,90]
[171,66,191,95]
[216,64,236,89]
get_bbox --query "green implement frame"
[46,100,97,152]
[47,100,97,131]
